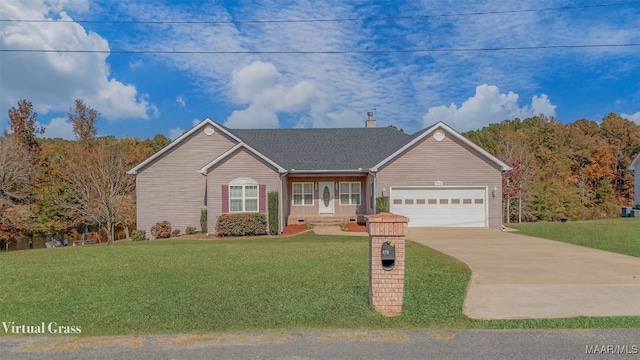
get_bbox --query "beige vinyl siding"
[135,130,237,236]
[285,176,367,219]
[376,129,503,229]
[635,172,640,206]
[206,148,280,234]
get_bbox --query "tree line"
[464,114,640,222]
[0,99,171,247]
[2,99,639,246]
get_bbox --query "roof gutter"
[288,169,370,174]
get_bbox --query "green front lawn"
[509,218,640,257]
[1,232,638,336]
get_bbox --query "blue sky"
[1,0,639,140]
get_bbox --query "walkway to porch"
[287,214,366,226]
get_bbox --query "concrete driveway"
[407,228,640,320]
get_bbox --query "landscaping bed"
[282,224,308,235]
[342,223,367,232]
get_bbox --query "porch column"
[366,212,408,317]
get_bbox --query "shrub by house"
[151,221,172,239]
[216,213,267,237]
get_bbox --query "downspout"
[279,172,287,233]
[201,170,209,236]
[370,171,377,214]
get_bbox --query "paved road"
[1,329,638,360]
[407,228,640,319]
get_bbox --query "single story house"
[128,114,511,236]
[629,152,640,207]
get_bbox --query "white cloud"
[223,61,318,128]
[423,84,557,132]
[116,3,405,130]
[192,118,201,127]
[176,96,186,108]
[168,127,185,140]
[16,0,632,135]
[226,105,280,129]
[129,58,144,70]
[0,0,152,122]
[621,112,640,124]
[40,117,74,140]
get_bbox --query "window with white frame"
[229,178,259,212]
[339,182,361,205]
[292,182,313,206]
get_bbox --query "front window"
[339,182,361,205]
[292,182,313,206]
[230,185,258,212]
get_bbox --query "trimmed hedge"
[216,213,268,237]
[200,209,208,234]
[376,196,390,213]
[268,191,279,235]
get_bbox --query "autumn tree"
[465,113,640,222]
[115,137,154,238]
[57,100,134,244]
[0,136,30,244]
[2,100,45,244]
[5,100,44,206]
[5,99,44,161]
[32,139,76,238]
[149,134,171,153]
[600,113,640,205]
[68,99,98,145]
[492,120,534,223]
[0,136,30,204]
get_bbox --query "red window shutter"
[259,185,266,213]
[221,185,229,213]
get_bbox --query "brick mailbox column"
[366,212,408,317]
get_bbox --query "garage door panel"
[390,187,487,227]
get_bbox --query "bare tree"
[59,138,135,244]
[57,100,133,244]
[0,136,30,242]
[6,99,44,212]
[0,136,30,203]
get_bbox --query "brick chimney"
[365,111,376,128]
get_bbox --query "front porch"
[287,214,366,226]
[283,174,373,228]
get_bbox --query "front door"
[318,182,334,214]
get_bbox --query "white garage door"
[390,187,487,227]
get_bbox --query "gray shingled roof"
[226,127,411,171]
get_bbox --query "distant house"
[629,153,640,207]
[128,114,511,236]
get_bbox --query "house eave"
[128,118,242,175]
[199,142,286,174]
[371,121,512,172]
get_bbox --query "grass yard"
[1,232,639,336]
[509,218,640,257]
